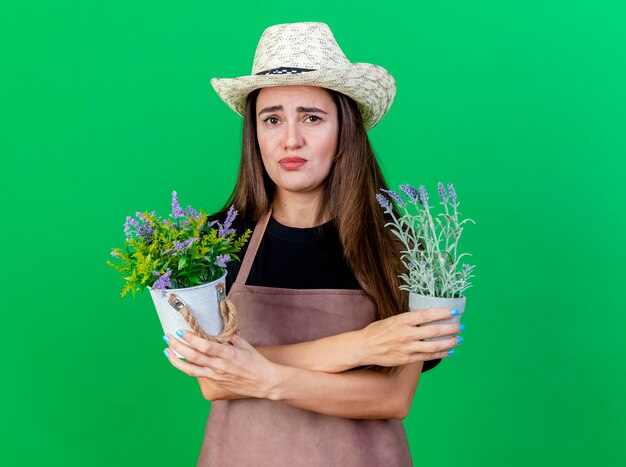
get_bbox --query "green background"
[2,1,625,465]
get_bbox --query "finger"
[405,307,463,326]
[412,322,463,340]
[423,350,457,361]
[164,347,218,379]
[173,329,233,360]
[413,335,461,354]
[400,347,457,365]
[409,351,456,363]
[401,348,459,366]
[165,334,231,371]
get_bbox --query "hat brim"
[210,63,396,131]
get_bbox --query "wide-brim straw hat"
[210,22,396,131]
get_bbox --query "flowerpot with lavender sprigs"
[107,192,251,356]
[148,271,229,358]
[377,182,476,341]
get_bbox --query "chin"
[271,175,325,193]
[280,184,320,194]
[275,180,324,194]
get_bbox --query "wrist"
[266,363,295,401]
[350,329,367,368]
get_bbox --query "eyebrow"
[258,105,328,116]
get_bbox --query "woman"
[163,22,463,466]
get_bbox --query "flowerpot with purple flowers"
[377,182,476,341]
[107,191,251,357]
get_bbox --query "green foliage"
[379,183,476,298]
[107,193,251,298]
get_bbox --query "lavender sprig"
[448,183,457,204]
[173,237,199,253]
[171,191,186,218]
[152,269,172,297]
[218,206,238,237]
[124,217,132,240]
[381,189,405,208]
[399,184,419,203]
[214,254,231,268]
[417,185,429,206]
[185,205,200,219]
[376,193,392,213]
[135,212,154,239]
[377,182,476,298]
[124,212,154,243]
[437,182,447,202]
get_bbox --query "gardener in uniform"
[162,22,464,466]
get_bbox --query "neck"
[271,188,329,228]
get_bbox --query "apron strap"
[235,207,273,285]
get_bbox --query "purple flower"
[123,216,143,241]
[173,237,198,253]
[185,205,200,219]
[218,206,238,237]
[417,185,429,206]
[142,225,154,239]
[381,189,405,208]
[437,182,447,202]
[399,184,419,203]
[152,269,172,297]
[124,217,132,240]
[134,211,154,239]
[171,191,186,218]
[376,193,391,212]
[447,183,457,203]
[214,254,231,268]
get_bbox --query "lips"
[279,157,306,163]
[279,157,307,171]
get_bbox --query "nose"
[282,120,304,150]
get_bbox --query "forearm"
[199,332,365,401]
[196,308,443,405]
[267,361,424,419]
[199,377,247,401]
[198,347,363,402]
[255,331,363,373]
[200,359,422,419]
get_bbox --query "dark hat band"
[255,67,317,75]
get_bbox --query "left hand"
[163,331,281,400]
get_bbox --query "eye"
[262,116,280,125]
[305,115,322,123]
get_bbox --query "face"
[255,85,339,197]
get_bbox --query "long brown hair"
[222,87,408,376]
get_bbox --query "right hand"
[358,308,463,367]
